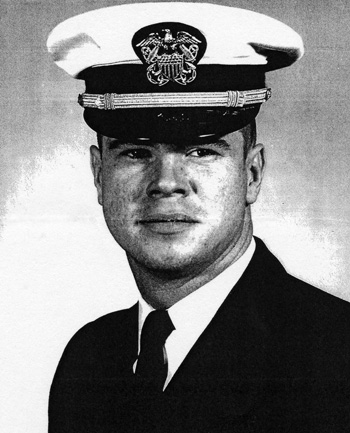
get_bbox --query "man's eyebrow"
[206,139,230,149]
[106,138,230,149]
[191,139,230,150]
[107,138,154,149]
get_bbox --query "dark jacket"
[49,238,350,432]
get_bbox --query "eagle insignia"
[133,23,207,86]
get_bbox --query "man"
[47,3,350,432]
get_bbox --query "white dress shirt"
[135,238,256,389]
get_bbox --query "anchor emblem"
[133,23,206,86]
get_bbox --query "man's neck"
[127,220,253,310]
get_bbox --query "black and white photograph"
[1,1,350,431]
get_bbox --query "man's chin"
[129,251,207,279]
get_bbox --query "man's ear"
[90,145,103,205]
[246,143,265,205]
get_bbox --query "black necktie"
[135,310,175,391]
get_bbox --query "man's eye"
[120,148,152,159]
[187,148,218,157]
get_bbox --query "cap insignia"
[133,22,207,86]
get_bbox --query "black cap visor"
[80,64,265,141]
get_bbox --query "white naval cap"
[47,2,304,140]
[47,2,304,77]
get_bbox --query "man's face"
[90,130,263,276]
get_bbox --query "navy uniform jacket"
[49,238,350,432]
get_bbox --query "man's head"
[47,2,303,282]
[90,121,264,278]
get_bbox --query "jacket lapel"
[163,238,287,418]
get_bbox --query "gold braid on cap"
[78,88,271,110]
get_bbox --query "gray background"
[1,0,349,431]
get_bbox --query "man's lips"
[138,213,199,224]
[137,213,199,234]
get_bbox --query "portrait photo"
[1,0,350,432]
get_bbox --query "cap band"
[78,88,271,110]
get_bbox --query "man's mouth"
[139,213,198,223]
[138,213,199,234]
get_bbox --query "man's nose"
[146,154,191,198]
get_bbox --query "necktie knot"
[140,310,175,346]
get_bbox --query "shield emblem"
[159,54,184,81]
